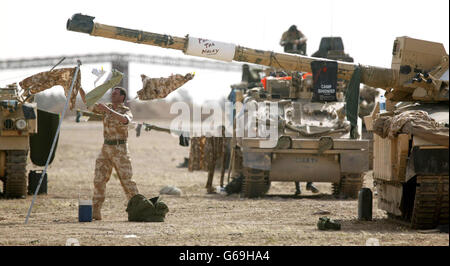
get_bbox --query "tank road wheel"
[241,167,271,198]
[333,174,364,198]
[5,150,28,198]
[411,176,449,229]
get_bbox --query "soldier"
[280,25,307,55]
[91,87,139,220]
[295,181,319,196]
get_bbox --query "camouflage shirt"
[92,103,133,140]
[19,67,85,110]
[137,73,194,101]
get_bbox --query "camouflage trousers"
[93,143,139,210]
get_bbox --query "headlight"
[15,119,27,130]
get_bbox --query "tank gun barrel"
[70,14,444,94]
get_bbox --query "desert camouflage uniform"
[137,73,194,100]
[19,68,86,110]
[92,103,139,216]
[280,29,306,55]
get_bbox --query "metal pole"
[49,57,66,71]
[25,60,82,224]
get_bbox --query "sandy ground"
[0,119,448,246]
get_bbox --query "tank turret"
[311,37,354,63]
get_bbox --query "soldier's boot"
[306,182,319,193]
[177,157,189,168]
[206,186,215,194]
[294,182,301,196]
[92,204,102,220]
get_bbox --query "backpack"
[126,194,169,222]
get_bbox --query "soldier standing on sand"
[90,87,139,220]
[279,26,319,195]
[280,25,308,55]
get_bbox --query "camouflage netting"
[137,73,194,101]
[19,68,86,110]
[373,110,449,147]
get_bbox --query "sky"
[0,0,449,103]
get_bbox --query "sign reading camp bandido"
[311,61,338,102]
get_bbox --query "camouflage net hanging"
[19,68,86,110]
[373,110,449,147]
[188,136,228,172]
[137,73,194,101]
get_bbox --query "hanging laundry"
[137,73,194,101]
[19,67,86,110]
[85,69,124,107]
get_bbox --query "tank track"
[4,150,28,198]
[332,173,364,198]
[411,175,449,229]
[241,167,271,198]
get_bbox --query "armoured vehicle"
[66,15,448,223]
[365,37,449,229]
[0,83,37,198]
[227,66,368,198]
[0,83,60,198]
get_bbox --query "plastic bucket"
[78,199,92,222]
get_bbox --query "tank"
[227,65,368,198]
[365,37,449,229]
[66,14,449,225]
[0,83,37,198]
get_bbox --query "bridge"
[0,53,246,93]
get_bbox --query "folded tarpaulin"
[373,110,449,147]
[19,68,86,110]
[85,69,124,107]
[137,73,194,101]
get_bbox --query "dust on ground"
[0,120,448,246]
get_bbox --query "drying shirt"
[85,69,124,107]
[92,103,133,140]
[137,73,194,100]
[19,67,85,110]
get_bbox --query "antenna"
[330,0,334,37]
